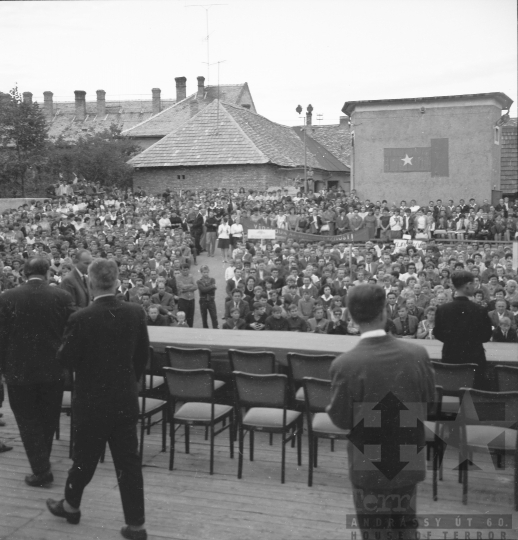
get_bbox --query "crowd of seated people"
[0,184,517,341]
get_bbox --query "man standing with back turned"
[0,257,73,486]
[327,284,435,540]
[46,258,150,540]
[434,270,493,389]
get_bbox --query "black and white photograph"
[0,0,517,539]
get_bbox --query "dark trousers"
[200,298,218,329]
[65,415,145,526]
[352,484,418,540]
[178,298,195,328]
[193,229,203,254]
[8,380,64,475]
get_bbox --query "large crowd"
[1,181,517,342]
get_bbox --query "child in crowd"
[171,311,189,328]
[222,307,246,330]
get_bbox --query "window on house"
[177,175,186,180]
[494,126,500,144]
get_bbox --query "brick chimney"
[175,77,187,102]
[22,92,33,105]
[152,88,161,115]
[190,99,199,117]
[197,76,205,100]
[74,90,87,120]
[242,104,251,110]
[306,104,313,126]
[96,90,106,116]
[43,91,53,119]
[340,115,349,126]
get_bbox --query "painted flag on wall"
[384,138,449,177]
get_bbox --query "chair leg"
[281,429,286,484]
[308,432,313,487]
[462,457,468,505]
[314,438,319,468]
[185,425,190,454]
[250,430,254,462]
[432,438,439,501]
[331,439,335,452]
[205,426,209,441]
[162,409,167,452]
[229,412,234,459]
[169,420,175,471]
[238,425,244,479]
[56,418,61,440]
[269,433,273,446]
[297,419,302,466]
[147,415,151,435]
[209,423,215,475]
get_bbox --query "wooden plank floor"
[0,402,516,540]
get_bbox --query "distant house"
[129,100,350,193]
[122,76,257,150]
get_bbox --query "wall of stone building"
[351,99,503,204]
[133,164,282,193]
[501,125,518,196]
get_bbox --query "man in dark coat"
[60,249,93,310]
[434,271,493,389]
[0,257,74,486]
[327,284,435,539]
[190,209,205,255]
[46,258,149,540]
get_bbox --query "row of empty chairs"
[58,347,518,507]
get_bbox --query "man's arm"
[327,360,355,430]
[132,309,150,382]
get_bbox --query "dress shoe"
[25,470,53,487]
[46,499,81,524]
[0,442,12,453]
[121,525,148,540]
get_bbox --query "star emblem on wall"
[401,154,413,166]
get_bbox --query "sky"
[1,0,516,126]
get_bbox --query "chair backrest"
[233,372,287,409]
[302,377,331,413]
[431,362,477,395]
[163,367,214,402]
[459,388,518,430]
[495,365,518,392]
[228,349,276,374]
[287,353,335,384]
[166,346,211,370]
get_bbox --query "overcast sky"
[1,0,516,125]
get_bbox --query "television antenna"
[186,3,227,85]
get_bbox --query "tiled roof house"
[129,100,349,194]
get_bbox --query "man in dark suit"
[0,257,73,486]
[491,317,518,342]
[46,258,149,540]
[191,209,205,255]
[435,271,493,389]
[60,249,93,310]
[327,284,435,539]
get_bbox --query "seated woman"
[417,306,436,339]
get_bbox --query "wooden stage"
[148,327,518,366]
[0,399,516,540]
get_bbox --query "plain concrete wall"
[351,98,503,204]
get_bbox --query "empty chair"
[302,377,349,487]
[228,349,276,374]
[495,365,518,392]
[164,367,234,475]
[138,360,167,459]
[233,372,302,484]
[458,388,518,509]
[287,352,336,407]
[431,362,477,417]
[166,346,225,391]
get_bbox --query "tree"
[0,86,48,197]
[45,125,141,190]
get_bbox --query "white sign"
[247,229,276,240]
[393,239,426,252]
